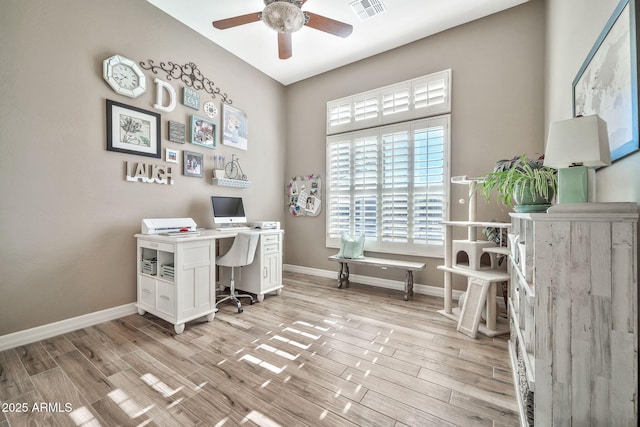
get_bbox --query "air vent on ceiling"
[349,0,386,21]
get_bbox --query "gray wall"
[8,0,636,337]
[283,0,546,290]
[0,0,286,335]
[545,0,640,202]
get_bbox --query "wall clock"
[203,101,218,118]
[103,54,146,98]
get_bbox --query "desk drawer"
[262,234,280,244]
[139,240,174,253]
[263,243,280,255]
[156,282,176,317]
[139,276,155,307]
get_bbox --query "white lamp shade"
[543,114,611,168]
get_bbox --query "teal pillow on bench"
[336,233,365,259]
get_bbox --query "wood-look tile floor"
[0,272,518,427]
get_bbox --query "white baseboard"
[284,264,335,279]
[0,303,137,352]
[283,263,462,300]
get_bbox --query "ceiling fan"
[212,0,353,60]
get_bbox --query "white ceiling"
[147,0,529,86]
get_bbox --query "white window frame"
[326,115,450,258]
[326,69,452,258]
[327,69,451,135]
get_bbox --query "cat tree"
[437,176,511,338]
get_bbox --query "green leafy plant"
[481,155,558,207]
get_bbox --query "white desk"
[134,229,283,333]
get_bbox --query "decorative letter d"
[153,78,176,112]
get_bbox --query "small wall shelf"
[212,178,250,188]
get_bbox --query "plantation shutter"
[381,127,410,242]
[413,119,446,245]
[326,70,450,256]
[327,69,451,135]
[327,100,352,131]
[326,116,449,256]
[327,139,351,238]
[413,73,449,114]
[353,91,379,123]
[353,134,379,237]
[381,84,411,116]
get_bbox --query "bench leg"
[337,262,350,288]
[404,271,414,301]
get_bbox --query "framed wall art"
[165,148,179,163]
[190,115,216,149]
[183,150,203,177]
[573,0,639,163]
[168,120,185,144]
[287,174,322,217]
[106,100,161,158]
[183,87,200,110]
[222,104,248,151]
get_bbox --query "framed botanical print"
[190,115,216,149]
[106,100,161,158]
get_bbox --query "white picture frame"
[222,104,248,151]
[165,148,179,164]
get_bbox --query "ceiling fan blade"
[212,12,261,30]
[304,12,353,38]
[278,32,292,60]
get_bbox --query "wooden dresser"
[508,203,638,426]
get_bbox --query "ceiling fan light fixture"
[262,1,305,33]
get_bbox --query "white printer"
[141,218,197,235]
[249,220,280,230]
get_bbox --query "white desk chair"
[216,231,260,313]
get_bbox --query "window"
[326,116,449,257]
[326,71,451,257]
[327,69,451,135]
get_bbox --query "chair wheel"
[250,299,255,305]
[238,307,243,313]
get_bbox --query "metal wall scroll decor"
[139,60,232,105]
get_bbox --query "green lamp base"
[557,166,588,203]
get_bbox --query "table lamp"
[543,114,611,203]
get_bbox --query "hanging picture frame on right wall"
[573,0,639,163]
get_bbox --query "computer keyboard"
[216,225,251,231]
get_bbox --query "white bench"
[328,255,426,301]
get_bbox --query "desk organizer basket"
[160,264,175,280]
[141,258,157,275]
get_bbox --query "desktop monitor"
[211,196,247,226]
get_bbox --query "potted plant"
[481,154,558,212]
